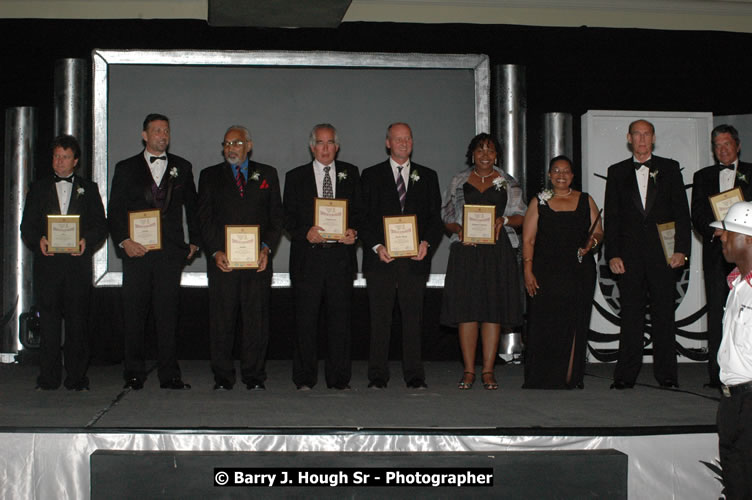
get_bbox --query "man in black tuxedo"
[108,113,200,390]
[360,122,443,389]
[197,125,283,391]
[21,135,107,390]
[691,124,752,388]
[604,119,691,389]
[284,123,362,391]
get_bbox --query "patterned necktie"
[396,166,407,212]
[235,165,246,198]
[322,166,334,199]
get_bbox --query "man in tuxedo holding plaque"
[359,122,443,389]
[692,124,752,389]
[108,113,200,390]
[284,123,362,391]
[197,125,283,391]
[21,135,107,390]
[604,119,691,389]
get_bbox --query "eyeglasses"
[222,140,247,148]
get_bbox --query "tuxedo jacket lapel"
[67,177,82,215]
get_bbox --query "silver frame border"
[92,49,490,287]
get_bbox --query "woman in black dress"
[441,133,523,390]
[521,155,603,389]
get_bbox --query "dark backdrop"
[2,19,751,364]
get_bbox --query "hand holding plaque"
[383,215,419,258]
[47,215,81,253]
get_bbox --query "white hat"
[710,201,752,237]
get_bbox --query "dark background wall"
[2,19,751,364]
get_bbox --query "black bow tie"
[150,155,167,163]
[719,163,734,171]
[54,175,73,183]
[633,160,651,170]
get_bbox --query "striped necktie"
[235,165,246,198]
[396,166,406,212]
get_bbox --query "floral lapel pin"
[493,176,508,191]
[410,170,420,184]
[250,170,261,182]
[737,171,748,184]
[337,171,347,183]
[169,166,178,179]
[649,170,659,184]
[76,186,85,198]
[538,189,553,205]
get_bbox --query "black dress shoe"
[246,381,266,391]
[213,379,233,391]
[610,380,634,390]
[406,378,428,389]
[160,378,191,390]
[123,378,144,390]
[68,381,90,391]
[659,380,679,388]
[368,379,387,389]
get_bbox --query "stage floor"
[0,360,720,433]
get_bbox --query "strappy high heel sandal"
[481,372,498,390]
[458,372,475,390]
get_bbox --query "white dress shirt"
[719,267,752,386]
[313,159,336,198]
[719,159,739,193]
[633,156,651,208]
[55,175,74,215]
[389,157,411,192]
[145,151,168,186]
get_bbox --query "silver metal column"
[54,58,88,177]
[492,64,527,199]
[2,107,36,361]
[542,112,574,188]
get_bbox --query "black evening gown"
[523,192,596,389]
[441,182,522,327]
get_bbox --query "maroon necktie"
[235,165,246,198]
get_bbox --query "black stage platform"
[0,361,724,499]
[0,360,720,431]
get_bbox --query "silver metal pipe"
[54,58,88,177]
[542,112,574,188]
[492,64,527,199]
[2,107,37,361]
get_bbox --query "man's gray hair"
[225,125,251,142]
[309,123,339,149]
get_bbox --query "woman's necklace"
[553,188,573,197]
[473,168,494,183]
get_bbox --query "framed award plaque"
[314,198,348,241]
[656,221,676,265]
[462,204,495,245]
[128,209,162,250]
[709,187,744,221]
[225,225,260,269]
[46,215,80,253]
[383,215,419,258]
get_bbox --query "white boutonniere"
[538,189,553,205]
[337,171,347,182]
[737,171,748,184]
[649,170,659,184]
[249,170,260,182]
[410,171,420,184]
[493,176,508,191]
[76,187,85,197]
[169,166,178,178]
